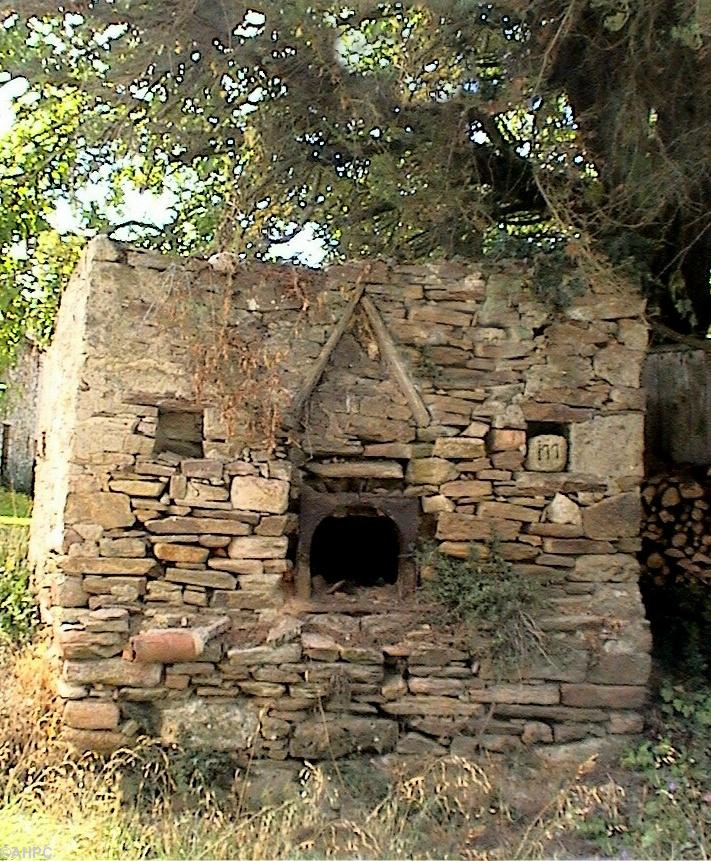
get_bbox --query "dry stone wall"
[30,236,651,764]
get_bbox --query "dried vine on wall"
[160,261,316,453]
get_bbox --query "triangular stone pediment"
[288,286,430,433]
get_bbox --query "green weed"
[0,526,37,644]
[0,489,32,520]
[419,540,547,670]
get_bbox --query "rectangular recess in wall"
[154,409,204,458]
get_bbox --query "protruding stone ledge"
[304,461,404,479]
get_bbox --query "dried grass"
[0,628,707,860]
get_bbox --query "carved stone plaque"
[525,434,568,472]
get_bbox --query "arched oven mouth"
[296,485,419,601]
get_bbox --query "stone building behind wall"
[0,341,41,494]
[30,236,652,762]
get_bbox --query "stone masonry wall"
[31,237,652,764]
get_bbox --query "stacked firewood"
[641,469,711,587]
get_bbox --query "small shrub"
[419,540,547,670]
[612,679,711,859]
[0,526,38,645]
[531,249,586,311]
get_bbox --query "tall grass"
[0,638,707,860]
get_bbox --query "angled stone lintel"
[287,286,430,429]
[359,295,430,428]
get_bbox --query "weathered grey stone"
[381,697,483,716]
[61,557,157,576]
[230,477,290,514]
[363,443,412,458]
[588,639,652,685]
[182,459,224,480]
[228,536,288,559]
[495,703,607,722]
[436,512,521,541]
[153,542,210,563]
[208,558,263,574]
[433,438,486,459]
[56,678,88,699]
[58,629,124,659]
[146,516,251,535]
[561,684,647,708]
[421,494,455,513]
[290,717,398,758]
[396,732,448,755]
[87,234,123,263]
[468,684,560,705]
[239,681,286,697]
[226,643,302,665]
[440,480,492,499]
[64,658,162,687]
[99,537,146,558]
[266,616,302,645]
[408,645,468,664]
[62,727,128,753]
[408,677,464,696]
[542,538,615,555]
[451,733,521,755]
[65,492,134,529]
[302,632,340,661]
[463,420,490,437]
[569,414,644,477]
[546,493,582,526]
[109,480,166,497]
[52,576,88,608]
[83,576,146,599]
[593,345,643,387]
[477,501,539,522]
[608,711,644,734]
[165,567,236,590]
[521,721,553,744]
[406,458,458,485]
[581,492,641,539]
[183,482,229,504]
[255,515,291,536]
[382,674,408,700]
[159,699,260,750]
[617,319,648,350]
[305,461,403,478]
[568,554,639,582]
[536,735,632,765]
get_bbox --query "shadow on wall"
[644,348,711,470]
[641,348,711,675]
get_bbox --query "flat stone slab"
[305,461,404,478]
[146,516,251,535]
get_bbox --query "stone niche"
[29,236,651,765]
